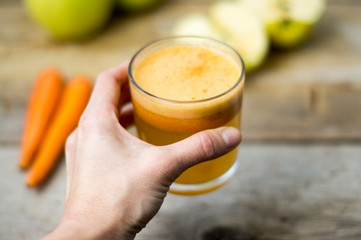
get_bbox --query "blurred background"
[1,0,360,142]
[1,0,361,239]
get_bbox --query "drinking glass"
[128,36,245,195]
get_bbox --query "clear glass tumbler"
[129,36,245,195]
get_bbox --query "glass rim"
[128,36,245,104]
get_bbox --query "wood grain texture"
[1,1,361,239]
[137,143,361,240]
[0,145,65,240]
[0,0,361,240]
[2,143,361,239]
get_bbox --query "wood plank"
[242,84,361,141]
[1,1,361,240]
[2,84,361,144]
[0,105,24,144]
[137,143,361,240]
[0,145,65,240]
[2,143,361,239]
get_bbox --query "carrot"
[19,68,64,169]
[26,75,92,187]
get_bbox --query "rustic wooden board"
[3,84,361,144]
[1,1,361,240]
[1,0,361,142]
[243,85,361,141]
[0,145,65,240]
[2,143,361,240]
[138,143,361,240]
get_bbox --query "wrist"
[43,214,135,240]
[42,218,95,240]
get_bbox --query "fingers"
[85,61,130,119]
[160,127,242,177]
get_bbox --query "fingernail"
[221,127,241,148]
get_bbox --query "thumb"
[160,127,241,177]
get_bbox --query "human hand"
[44,61,242,240]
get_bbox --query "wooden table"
[1,0,361,239]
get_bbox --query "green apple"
[267,20,312,49]
[24,0,115,41]
[209,1,269,73]
[240,0,326,49]
[116,0,164,12]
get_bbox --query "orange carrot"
[19,68,64,169]
[26,75,92,187]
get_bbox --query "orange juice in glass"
[129,37,245,195]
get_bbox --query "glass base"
[169,160,239,195]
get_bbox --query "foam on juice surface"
[133,46,241,101]
[131,45,244,132]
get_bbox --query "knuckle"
[97,71,119,87]
[97,71,112,81]
[65,131,76,154]
[77,107,116,140]
[78,113,94,131]
[198,131,218,159]
[77,113,99,140]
